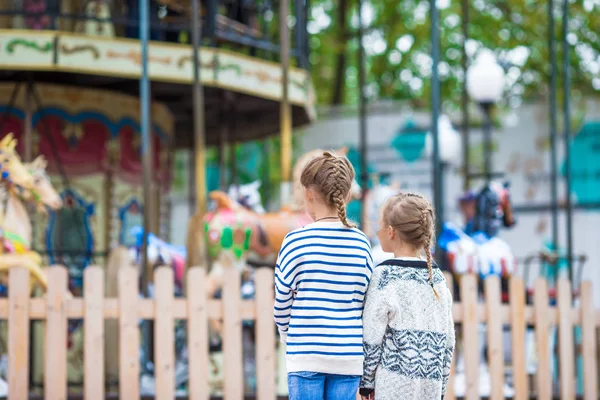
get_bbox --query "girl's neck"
[392,246,422,259]
[312,205,339,222]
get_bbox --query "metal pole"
[562,0,573,280]
[304,0,310,71]
[280,0,293,205]
[461,0,470,191]
[482,103,493,184]
[357,0,368,230]
[139,0,153,369]
[192,0,207,216]
[219,97,228,190]
[548,0,559,256]
[140,0,152,296]
[24,77,33,162]
[431,0,443,246]
[295,0,305,69]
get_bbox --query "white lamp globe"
[426,114,462,165]
[466,49,505,104]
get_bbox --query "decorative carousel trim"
[6,38,53,54]
[60,43,100,59]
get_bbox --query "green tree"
[307,0,600,109]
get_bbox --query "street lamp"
[466,49,505,183]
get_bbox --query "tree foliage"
[307,0,600,109]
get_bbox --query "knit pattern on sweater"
[360,259,455,400]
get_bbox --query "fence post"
[485,276,504,400]
[222,262,244,400]
[155,267,175,400]
[119,266,140,400]
[461,274,479,400]
[8,267,31,400]
[580,281,598,400]
[187,267,209,400]
[84,266,105,400]
[534,278,552,400]
[558,278,575,400]
[443,272,456,400]
[509,276,528,398]
[45,266,68,400]
[255,267,276,400]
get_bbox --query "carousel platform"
[0,28,315,147]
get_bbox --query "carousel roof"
[0,1,315,148]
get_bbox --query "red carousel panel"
[117,127,162,185]
[0,117,24,153]
[37,117,110,176]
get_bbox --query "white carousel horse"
[227,180,265,214]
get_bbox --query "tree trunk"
[330,0,348,105]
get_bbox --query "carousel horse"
[0,137,64,388]
[0,134,63,291]
[227,180,265,214]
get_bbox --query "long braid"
[330,157,355,228]
[422,207,440,301]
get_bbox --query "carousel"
[0,0,315,396]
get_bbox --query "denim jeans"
[288,371,360,400]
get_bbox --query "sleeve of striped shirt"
[360,268,389,390]
[273,235,296,343]
[365,244,374,281]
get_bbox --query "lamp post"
[466,50,505,184]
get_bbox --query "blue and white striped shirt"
[274,221,373,375]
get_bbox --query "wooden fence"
[0,266,598,399]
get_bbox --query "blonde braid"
[331,158,355,228]
[422,207,440,301]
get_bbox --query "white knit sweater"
[360,258,455,400]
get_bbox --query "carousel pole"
[139,0,152,295]
[430,0,443,253]
[192,0,207,216]
[218,94,228,190]
[461,0,470,191]
[357,0,368,230]
[24,76,33,162]
[562,0,573,281]
[280,0,293,205]
[139,0,153,368]
[548,0,560,261]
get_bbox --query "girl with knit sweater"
[360,192,455,400]
[273,152,373,400]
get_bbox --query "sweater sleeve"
[273,236,297,343]
[360,268,390,390]
[442,288,455,395]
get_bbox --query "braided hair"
[300,151,356,228]
[382,192,440,300]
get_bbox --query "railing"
[2,265,276,399]
[445,273,597,399]
[0,0,309,69]
[1,266,597,398]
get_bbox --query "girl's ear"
[304,187,313,202]
[345,191,352,204]
[388,225,395,240]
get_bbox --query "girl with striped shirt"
[274,151,373,400]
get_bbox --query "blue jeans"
[288,371,360,400]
